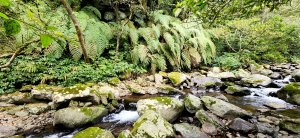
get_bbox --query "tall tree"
[60,0,90,63]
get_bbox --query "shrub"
[212,15,300,64]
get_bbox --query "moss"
[150,97,173,105]
[73,127,114,138]
[118,130,132,138]
[108,77,120,86]
[80,107,95,117]
[159,71,168,77]
[168,72,185,85]
[276,109,300,119]
[280,120,300,134]
[277,83,300,105]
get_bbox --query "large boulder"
[131,110,175,138]
[241,74,272,87]
[201,96,252,118]
[136,97,184,121]
[168,72,188,86]
[207,71,236,80]
[184,94,202,113]
[73,127,114,138]
[174,123,208,138]
[191,76,222,88]
[280,119,300,134]
[195,109,224,128]
[225,85,251,96]
[276,83,300,105]
[292,69,300,81]
[228,118,255,133]
[54,106,108,128]
[234,69,251,79]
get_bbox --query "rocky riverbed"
[1,63,300,138]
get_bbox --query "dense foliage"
[0,56,145,93]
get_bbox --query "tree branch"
[60,0,90,63]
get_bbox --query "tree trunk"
[60,0,90,63]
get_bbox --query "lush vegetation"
[0,0,299,93]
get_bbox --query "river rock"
[54,106,108,128]
[174,123,208,138]
[225,85,251,96]
[207,71,236,80]
[168,72,188,86]
[184,94,202,113]
[201,123,218,135]
[276,83,300,105]
[235,69,251,79]
[136,97,184,121]
[292,69,300,81]
[228,118,255,133]
[195,109,224,128]
[73,127,114,138]
[249,64,264,74]
[191,76,222,88]
[8,92,37,104]
[201,96,252,118]
[280,119,300,134]
[241,74,272,87]
[256,122,274,135]
[131,110,175,138]
[25,103,51,115]
[270,72,281,79]
[263,102,287,109]
[0,125,18,138]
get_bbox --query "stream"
[26,75,299,138]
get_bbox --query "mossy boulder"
[136,96,184,121]
[73,127,114,138]
[279,119,300,134]
[201,96,252,119]
[118,130,132,138]
[184,94,202,113]
[276,83,300,105]
[168,72,188,86]
[54,106,108,128]
[108,77,120,86]
[195,109,224,128]
[225,85,251,96]
[173,123,208,138]
[8,92,37,104]
[191,76,222,88]
[131,110,175,138]
[234,69,251,79]
[241,74,271,87]
[292,69,300,81]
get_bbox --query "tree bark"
[60,0,90,63]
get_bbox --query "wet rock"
[263,102,287,109]
[184,94,202,113]
[241,74,272,87]
[0,125,18,138]
[191,76,222,88]
[225,85,251,96]
[195,109,224,128]
[8,92,37,105]
[270,72,281,79]
[292,69,300,81]
[54,106,108,128]
[136,97,184,121]
[235,69,251,79]
[276,83,300,105]
[229,118,255,133]
[201,96,252,119]
[174,123,208,138]
[256,122,274,135]
[168,72,188,86]
[131,110,175,138]
[202,123,218,135]
[73,127,114,138]
[279,119,300,134]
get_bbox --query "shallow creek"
[27,76,299,138]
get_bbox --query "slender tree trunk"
[60,0,90,63]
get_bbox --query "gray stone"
[263,102,287,109]
[15,110,29,117]
[256,122,274,135]
[225,85,251,96]
[184,94,202,113]
[235,69,251,79]
[241,74,272,87]
[195,109,224,128]
[201,96,252,119]
[174,123,208,138]
[229,118,255,133]
[201,123,218,135]
[136,97,184,121]
[154,74,163,84]
[276,83,300,105]
[292,69,300,81]
[54,106,108,128]
[131,110,175,138]
[270,72,281,79]
[191,76,222,88]
[0,126,18,138]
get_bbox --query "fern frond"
[44,40,64,58]
[81,6,102,21]
[151,54,167,71]
[69,43,82,61]
[128,28,139,46]
[181,48,191,70]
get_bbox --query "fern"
[81,6,102,21]
[44,40,65,58]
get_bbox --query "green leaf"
[46,26,57,31]
[0,0,11,7]
[4,19,21,35]
[0,12,8,19]
[40,34,54,48]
